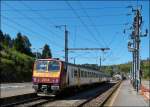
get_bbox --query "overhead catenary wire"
[2,22,62,54]
[105,33,129,62]
[4,2,63,40]
[78,1,108,47]
[2,15,63,48]
[19,0,64,37]
[1,14,131,19]
[4,2,106,48]
[1,6,135,11]
[2,22,43,42]
[1,1,140,65]
[65,1,104,47]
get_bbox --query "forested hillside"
[0,46,34,82]
[0,30,52,83]
[82,59,149,79]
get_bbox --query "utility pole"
[128,8,148,93]
[65,25,68,63]
[56,25,68,63]
[135,9,140,92]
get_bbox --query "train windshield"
[35,61,48,71]
[48,61,60,71]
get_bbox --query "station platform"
[110,80,149,106]
[0,82,34,98]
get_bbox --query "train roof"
[66,63,110,76]
[36,58,111,76]
[36,58,61,61]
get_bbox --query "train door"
[77,68,80,87]
[69,67,74,86]
[74,68,78,86]
[60,62,67,89]
[74,67,80,87]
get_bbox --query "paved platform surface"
[111,80,149,106]
[0,82,34,98]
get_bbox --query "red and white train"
[32,58,111,96]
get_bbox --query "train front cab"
[32,59,63,96]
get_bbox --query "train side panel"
[66,64,111,88]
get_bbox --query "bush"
[0,47,34,83]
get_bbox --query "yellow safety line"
[109,82,122,106]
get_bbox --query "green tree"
[42,44,52,58]
[0,30,4,50]
[22,35,32,56]
[13,33,32,56]
[3,34,11,47]
[0,30,4,44]
[13,32,24,52]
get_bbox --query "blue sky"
[1,0,149,65]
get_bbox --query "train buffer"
[108,80,149,106]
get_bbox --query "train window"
[36,61,48,72]
[48,61,60,71]
[74,70,77,77]
[81,70,83,77]
[82,71,84,77]
[71,69,74,78]
[84,71,86,77]
[78,69,80,77]
[83,71,85,77]
[85,71,87,77]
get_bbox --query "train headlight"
[51,85,59,90]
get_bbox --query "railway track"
[1,95,56,107]
[43,81,121,107]
[1,81,121,107]
[80,81,121,107]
